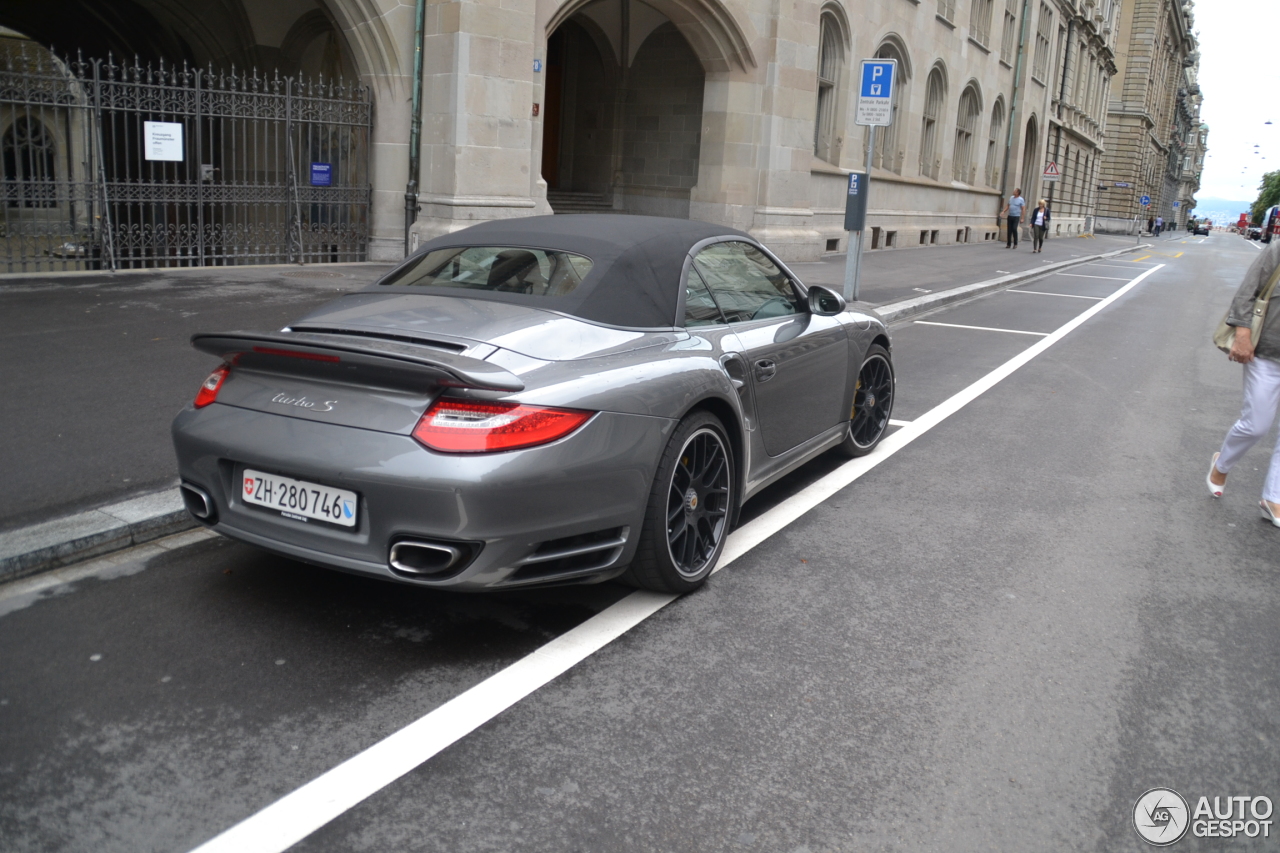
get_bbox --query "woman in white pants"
[1208,238,1280,525]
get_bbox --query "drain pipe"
[1048,17,1074,211]
[999,0,1033,216]
[404,0,426,256]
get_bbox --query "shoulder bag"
[1213,258,1280,354]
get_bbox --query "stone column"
[330,0,418,261]
[691,0,822,262]
[411,0,542,245]
[749,0,822,262]
[690,73,766,233]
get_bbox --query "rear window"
[380,246,594,296]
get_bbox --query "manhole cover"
[282,270,345,278]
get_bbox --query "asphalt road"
[4,231,1276,853]
[0,233,1142,532]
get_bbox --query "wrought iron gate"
[0,47,372,272]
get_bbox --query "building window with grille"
[970,0,994,47]
[952,85,982,183]
[920,68,945,180]
[1000,0,1018,64]
[986,99,1004,187]
[814,12,845,164]
[938,0,956,23]
[2,117,57,208]
[1032,4,1053,83]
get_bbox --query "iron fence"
[0,46,372,272]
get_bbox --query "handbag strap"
[1258,251,1280,307]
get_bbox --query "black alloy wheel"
[838,344,894,457]
[625,412,734,593]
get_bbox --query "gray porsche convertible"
[172,215,893,593]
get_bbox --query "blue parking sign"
[856,60,896,126]
[860,61,895,99]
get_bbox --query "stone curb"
[0,240,1152,584]
[874,242,1152,324]
[0,489,195,583]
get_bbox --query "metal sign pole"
[846,57,895,303]
[850,126,875,302]
[842,221,857,301]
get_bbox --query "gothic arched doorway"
[543,0,706,218]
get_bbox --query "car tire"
[623,411,735,594]
[836,344,894,458]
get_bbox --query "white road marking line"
[913,320,1048,336]
[888,419,913,427]
[187,263,1166,853]
[1086,262,1147,270]
[1053,272,1132,280]
[1249,241,1263,250]
[1008,289,1104,301]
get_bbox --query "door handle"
[754,359,776,382]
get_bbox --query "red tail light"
[412,398,592,453]
[194,365,230,408]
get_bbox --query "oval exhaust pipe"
[180,483,216,521]
[389,540,465,576]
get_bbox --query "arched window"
[872,40,909,174]
[919,67,945,180]
[2,117,57,208]
[952,85,982,183]
[986,98,1004,187]
[813,11,845,164]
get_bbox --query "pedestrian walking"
[1155,215,1164,236]
[1207,238,1280,527]
[1147,216,1155,234]
[1002,189,1025,248]
[1031,199,1050,252]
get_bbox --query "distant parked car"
[1192,222,1211,236]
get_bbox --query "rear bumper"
[171,404,674,589]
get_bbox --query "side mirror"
[807,285,846,316]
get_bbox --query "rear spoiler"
[192,330,525,393]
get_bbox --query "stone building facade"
[1041,0,1119,236]
[1096,0,1198,225]
[1179,120,1207,228]
[0,0,1204,265]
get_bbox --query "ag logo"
[1134,788,1190,846]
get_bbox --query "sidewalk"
[0,236,1149,580]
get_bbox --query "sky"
[1193,0,1280,203]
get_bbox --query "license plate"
[241,468,358,527]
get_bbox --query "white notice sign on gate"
[144,121,184,162]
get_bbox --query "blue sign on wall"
[310,163,332,187]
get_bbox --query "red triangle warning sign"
[1042,162,1061,179]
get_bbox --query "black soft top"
[376,214,750,329]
